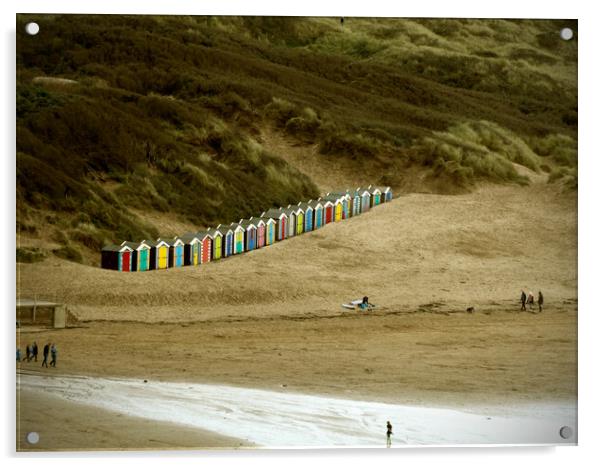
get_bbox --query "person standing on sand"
[386,421,393,448]
[527,291,535,311]
[538,291,544,312]
[520,290,527,311]
[16,348,21,362]
[50,343,57,367]
[41,343,50,368]
[25,344,31,362]
[32,342,38,362]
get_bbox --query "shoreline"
[17,386,256,452]
[17,373,577,448]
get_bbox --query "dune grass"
[16,15,577,263]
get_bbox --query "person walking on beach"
[527,291,535,311]
[41,343,50,368]
[25,344,31,362]
[386,421,393,448]
[32,342,38,362]
[16,348,21,362]
[520,290,527,311]
[50,344,57,367]
[538,291,544,313]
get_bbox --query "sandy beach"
[16,176,578,450]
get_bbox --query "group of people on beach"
[16,341,57,368]
[520,290,544,312]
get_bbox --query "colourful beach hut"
[298,202,314,232]
[197,232,213,264]
[230,223,246,255]
[322,199,335,224]
[349,191,362,217]
[250,217,266,249]
[206,228,223,261]
[356,188,372,213]
[330,192,352,219]
[101,243,134,271]
[376,186,393,202]
[147,239,170,270]
[216,225,234,258]
[263,217,277,245]
[322,194,344,222]
[180,233,202,266]
[307,200,324,229]
[238,219,258,252]
[261,209,288,241]
[282,206,304,237]
[368,185,382,207]
[121,241,151,271]
[167,237,185,268]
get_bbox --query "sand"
[17,387,254,451]
[15,171,577,450]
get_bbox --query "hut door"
[193,243,199,265]
[257,226,264,248]
[335,204,342,222]
[214,236,221,259]
[297,213,304,235]
[236,231,244,253]
[139,249,148,271]
[280,218,286,240]
[325,206,333,224]
[158,246,168,269]
[122,251,131,272]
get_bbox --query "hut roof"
[146,239,170,248]
[307,199,324,209]
[215,225,234,235]
[261,209,287,220]
[102,244,133,253]
[165,237,185,247]
[121,241,151,251]
[205,227,223,238]
[179,233,201,244]
[297,202,314,211]
[238,219,258,229]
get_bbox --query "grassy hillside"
[16,15,577,264]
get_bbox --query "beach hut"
[322,199,335,224]
[121,241,151,271]
[238,219,258,252]
[230,223,246,255]
[356,188,372,213]
[368,185,383,207]
[249,217,266,249]
[101,243,134,271]
[330,192,352,219]
[282,205,304,236]
[147,239,170,270]
[196,231,213,264]
[349,191,362,217]
[261,209,288,241]
[167,237,185,268]
[180,233,202,266]
[298,202,314,232]
[307,200,324,229]
[376,186,393,202]
[216,225,234,258]
[322,194,344,222]
[263,217,277,245]
[206,228,223,261]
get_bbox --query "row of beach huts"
[101,185,392,271]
